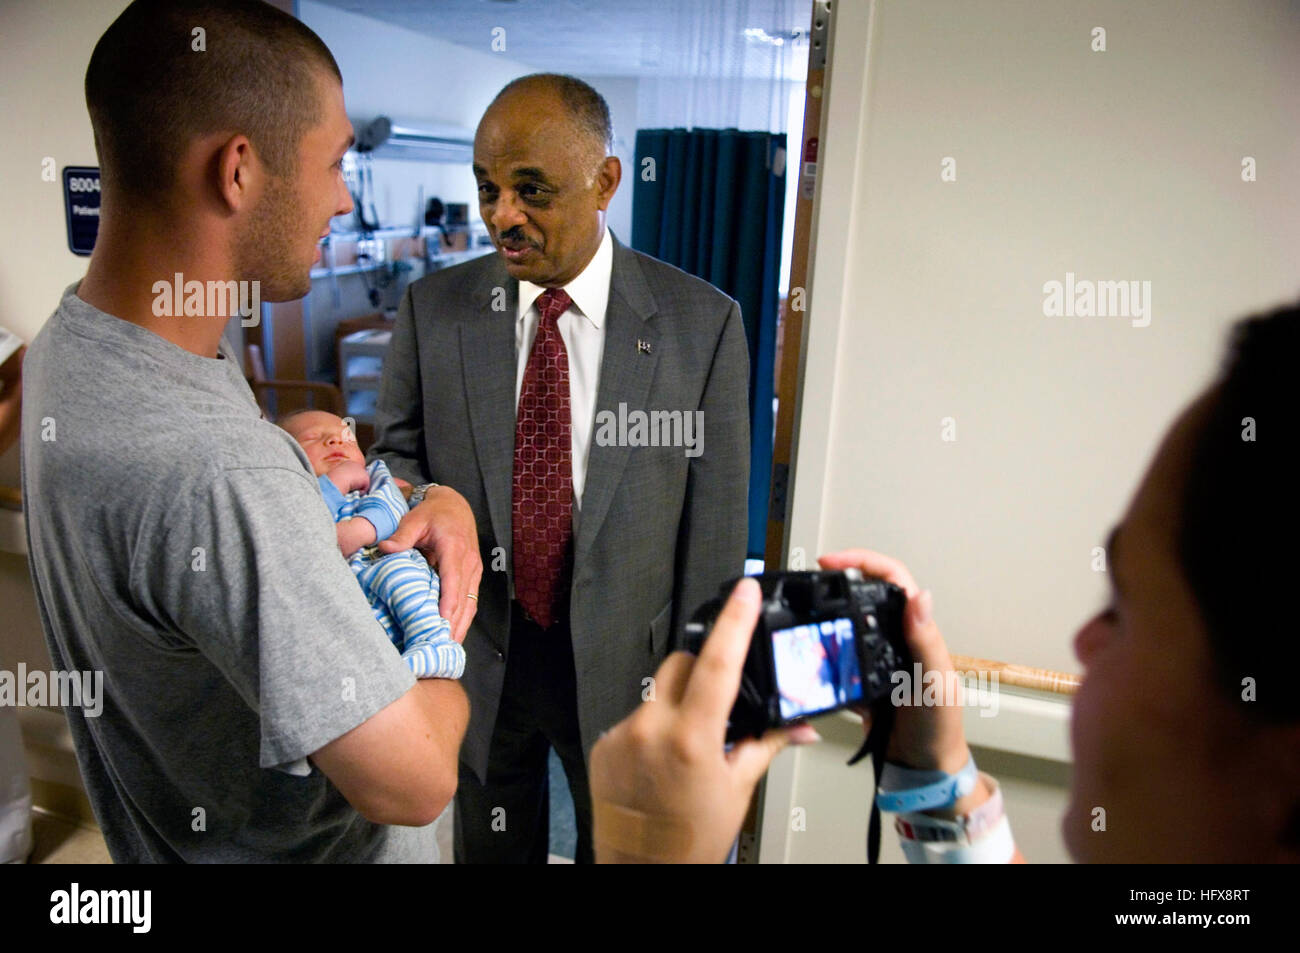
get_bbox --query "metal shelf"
[309,247,494,281]
[339,330,392,426]
[309,260,393,279]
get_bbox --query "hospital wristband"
[876,755,979,813]
[899,812,1016,864]
[894,772,1004,844]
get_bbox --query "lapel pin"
[637,339,652,354]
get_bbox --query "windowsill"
[833,681,1073,765]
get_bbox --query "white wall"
[795,0,1300,676]
[299,0,530,134]
[764,0,1300,862]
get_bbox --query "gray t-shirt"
[20,285,439,862]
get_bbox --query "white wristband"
[899,813,1015,864]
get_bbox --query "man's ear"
[596,155,621,210]
[216,134,256,213]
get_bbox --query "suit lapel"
[460,262,518,553]
[575,239,659,564]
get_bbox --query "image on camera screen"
[771,616,863,720]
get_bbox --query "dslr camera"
[684,569,910,742]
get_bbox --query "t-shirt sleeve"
[144,463,416,771]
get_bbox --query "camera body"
[683,569,910,742]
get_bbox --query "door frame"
[748,0,881,864]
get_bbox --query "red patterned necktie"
[512,287,574,629]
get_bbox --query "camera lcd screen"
[771,616,863,720]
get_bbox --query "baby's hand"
[336,517,377,557]
[326,460,370,495]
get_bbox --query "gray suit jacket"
[370,233,750,780]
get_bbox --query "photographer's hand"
[821,550,1024,861]
[818,550,971,777]
[589,578,819,863]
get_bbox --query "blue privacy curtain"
[632,127,786,559]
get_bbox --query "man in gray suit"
[371,73,749,863]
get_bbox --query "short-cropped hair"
[85,0,341,200]
[491,73,613,157]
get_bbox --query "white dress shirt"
[514,227,612,509]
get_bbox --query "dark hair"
[1179,302,1300,721]
[85,0,341,200]
[490,73,613,157]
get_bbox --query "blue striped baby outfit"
[317,460,465,679]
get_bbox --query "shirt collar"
[518,227,613,330]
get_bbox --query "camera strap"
[847,701,895,865]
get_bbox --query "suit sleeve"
[670,300,751,646]
[370,283,430,485]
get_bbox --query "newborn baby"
[280,410,464,680]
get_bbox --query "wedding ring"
[466,593,479,601]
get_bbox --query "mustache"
[498,228,538,248]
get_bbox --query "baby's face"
[282,411,365,476]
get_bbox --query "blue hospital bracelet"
[875,756,979,813]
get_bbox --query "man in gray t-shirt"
[23,288,437,861]
[20,1,479,862]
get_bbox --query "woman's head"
[1065,303,1300,862]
